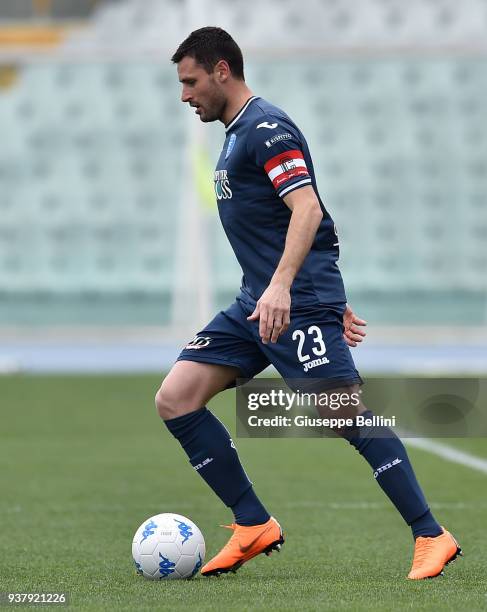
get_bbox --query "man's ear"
[215,59,230,82]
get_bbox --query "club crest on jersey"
[225,133,237,159]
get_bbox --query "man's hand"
[247,282,291,344]
[343,304,367,347]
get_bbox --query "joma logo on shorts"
[185,336,211,349]
[303,356,330,372]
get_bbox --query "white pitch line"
[404,438,487,475]
[282,501,483,510]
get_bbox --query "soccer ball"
[132,513,205,580]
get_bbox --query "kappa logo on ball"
[140,519,157,544]
[174,518,193,544]
[158,553,176,578]
[185,336,212,349]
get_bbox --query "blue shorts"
[177,298,362,390]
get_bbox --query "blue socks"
[347,411,442,539]
[232,487,271,526]
[164,407,270,527]
[165,406,440,538]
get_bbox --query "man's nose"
[181,88,191,103]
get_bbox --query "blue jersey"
[214,96,347,310]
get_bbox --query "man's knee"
[155,386,172,420]
[155,384,200,420]
[155,360,237,421]
[315,384,366,437]
[155,385,181,420]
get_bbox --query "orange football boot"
[201,516,284,576]
[408,527,462,579]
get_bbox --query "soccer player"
[157,26,462,579]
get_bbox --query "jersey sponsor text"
[214,169,233,200]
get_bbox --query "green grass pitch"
[0,374,486,611]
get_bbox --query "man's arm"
[247,185,323,343]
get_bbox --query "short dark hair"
[171,27,245,80]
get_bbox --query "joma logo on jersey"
[214,169,233,200]
[256,121,278,129]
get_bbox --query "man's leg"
[253,304,461,579]
[317,386,462,579]
[156,360,284,576]
[156,360,269,525]
[315,385,441,539]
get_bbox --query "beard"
[199,87,227,123]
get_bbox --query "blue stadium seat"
[1,54,486,324]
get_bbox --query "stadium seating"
[0,63,184,323]
[0,0,95,20]
[1,0,487,325]
[1,57,487,323]
[246,58,487,302]
[69,0,487,50]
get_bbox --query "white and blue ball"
[132,513,205,580]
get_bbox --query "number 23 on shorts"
[292,325,327,363]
